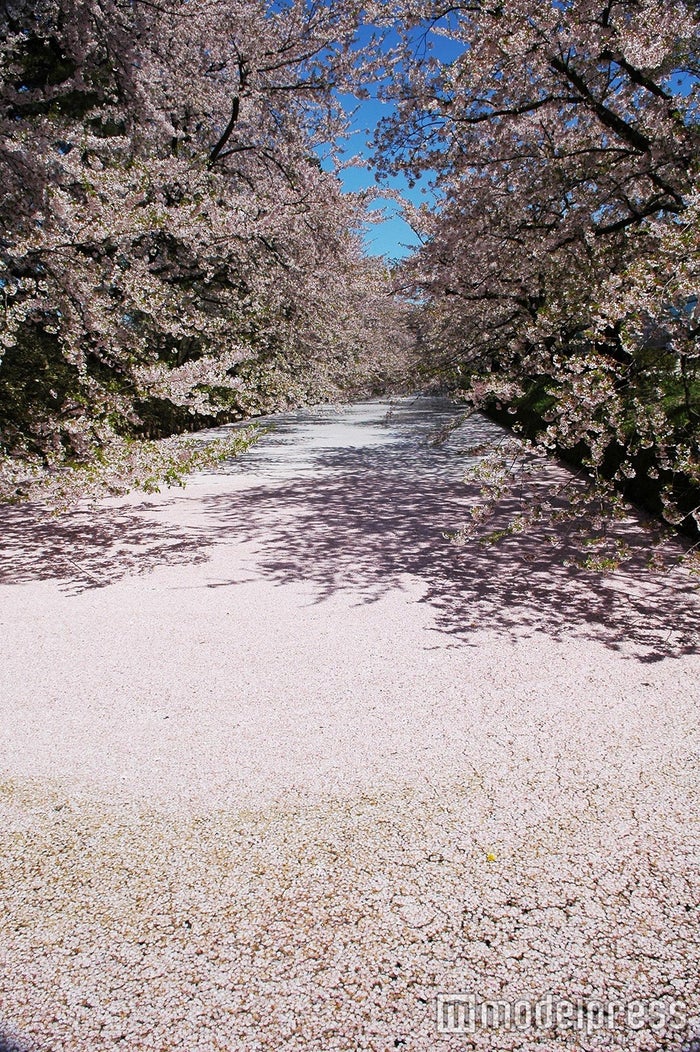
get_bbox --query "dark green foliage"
[486,378,700,541]
[0,327,80,456]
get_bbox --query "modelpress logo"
[436,993,688,1036]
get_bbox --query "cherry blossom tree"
[0,0,413,501]
[375,0,699,549]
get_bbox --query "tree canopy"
[0,0,698,550]
[0,0,416,500]
[374,0,700,545]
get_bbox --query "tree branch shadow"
[0,398,696,661]
[0,502,210,594]
[0,1027,34,1052]
[195,442,698,661]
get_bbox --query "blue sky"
[322,92,427,263]
[315,21,439,264]
[320,21,464,263]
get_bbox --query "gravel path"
[1,397,699,1052]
